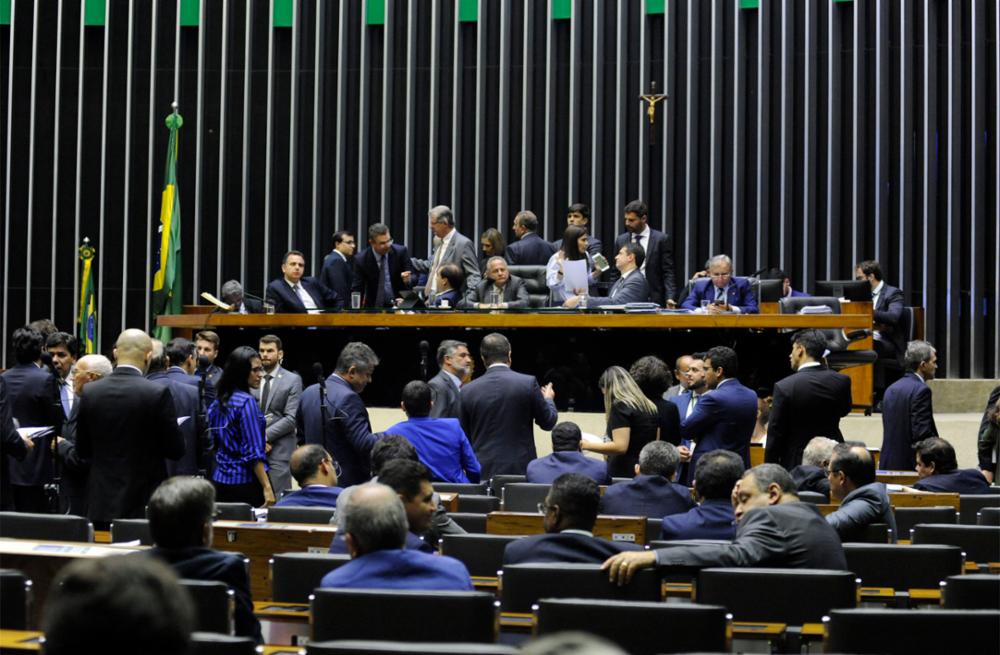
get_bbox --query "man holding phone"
[680,254,758,314]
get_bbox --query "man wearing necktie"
[680,254,759,313]
[254,335,303,495]
[46,332,78,420]
[855,259,906,401]
[352,223,414,308]
[409,206,481,301]
[264,250,342,313]
[564,243,650,307]
[610,199,677,307]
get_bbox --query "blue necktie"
[375,254,391,307]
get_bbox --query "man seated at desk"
[217,279,262,313]
[826,443,897,543]
[265,250,342,313]
[563,243,650,308]
[600,441,694,519]
[460,256,530,309]
[274,444,344,508]
[909,437,991,494]
[680,254,758,313]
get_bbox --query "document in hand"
[17,426,55,440]
[563,259,590,296]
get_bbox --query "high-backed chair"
[893,506,957,538]
[179,580,234,635]
[213,503,255,521]
[310,589,497,643]
[778,297,877,375]
[449,512,488,534]
[645,518,662,543]
[856,523,894,544]
[499,563,661,613]
[797,490,827,504]
[940,573,1000,610]
[189,632,257,655]
[535,598,731,655]
[505,265,549,308]
[489,475,526,497]
[959,494,1000,525]
[842,543,963,590]
[0,569,32,630]
[911,524,1000,564]
[267,505,337,525]
[501,483,550,512]
[110,518,154,545]
[440,534,521,578]
[306,642,518,655]
[979,507,1000,526]
[270,553,351,603]
[0,511,94,542]
[456,495,500,514]
[433,482,489,496]
[696,568,857,625]
[824,609,1000,654]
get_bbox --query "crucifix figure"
[638,81,668,145]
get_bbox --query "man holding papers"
[564,243,650,308]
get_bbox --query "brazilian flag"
[78,238,97,354]
[152,109,183,341]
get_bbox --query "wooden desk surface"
[486,512,647,545]
[0,630,42,651]
[877,471,921,486]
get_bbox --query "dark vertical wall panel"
[1,0,997,378]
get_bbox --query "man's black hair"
[829,443,876,487]
[549,473,601,531]
[371,434,418,475]
[694,450,745,500]
[401,380,433,417]
[377,458,431,500]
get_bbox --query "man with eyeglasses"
[680,254,758,313]
[320,230,358,305]
[352,223,414,308]
[274,444,343,507]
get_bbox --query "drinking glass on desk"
[351,292,361,310]
[263,301,275,315]
[700,299,710,313]
[488,289,500,307]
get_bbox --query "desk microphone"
[418,341,429,380]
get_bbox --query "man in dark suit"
[297,342,381,487]
[75,329,184,527]
[681,346,758,472]
[352,223,414,308]
[526,422,610,485]
[460,332,558,479]
[45,332,78,421]
[3,326,64,512]
[880,340,938,470]
[856,259,906,396]
[147,340,205,478]
[1,377,34,511]
[460,257,531,309]
[274,445,344,507]
[680,254,758,313]
[601,441,694,518]
[660,450,741,541]
[504,210,557,266]
[759,267,809,298]
[604,464,848,583]
[670,354,707,483]
[255,334,303,495]
[826,443,897,542]
[504,473,642,564]
[563,243,650,308]
[217,279,263,314]
[195,330,223,391]
[765,329,853,469]
[911,437,991,494]
[319,230,357,305]
[788,437,836,499]
[147,477,262,642]
[266,250,342,313]
[550,203,604,258]
[611,199,677,307]
[428,340,470,420]
[410,206,482,300]
[979,385,1000,481]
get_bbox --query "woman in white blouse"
[546,225,601,304]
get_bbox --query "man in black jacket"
[320,230,357,305]
[352,223,414,308]
[855,259,906,396]
[0,377,34,511]
[266,250,342,313]
[611,199,677,307]
[428,340,471,420]
[504,210,557,266]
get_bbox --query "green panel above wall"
[0,0,11,26]
[180,0,200,27]
[740,0,759,8]
[647,0,665,15]
[552,0,571,20]
[84,0,106,26]
[459,0,478,23]
[366,0,385,25]
[274,0,293,27]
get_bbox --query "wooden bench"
[485,512,647,545]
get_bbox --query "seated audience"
[384,380,481,483]
[461,256,530,309]
[526,421,610,485]
[600,442,694,518]
[680,254,759,314]
[428,264,464,308]
[789,437,836,499]
[147,477,262,642]
[826,443,897,542]
[629,355,682,446]
[910,437,991,493]
[564,243,650,308]
[660,449,741,541]
[42,555,193,655]
[503,473,642,564]
[603,464,847,582]
[321,482,472,590]
[274,444,344,507]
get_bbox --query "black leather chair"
[267,505,337,524]
[797,490,827,504]
[448,512,488,533]
[842,543,963,590]
[941,573,1000,610]
[535,598,731,655]
[110,518,153,545]
[824,609,1000,654]
[0,511,93,542]
[505,265,549,308]
[455,495,500,513]
[959,494,1000,525]
[0,569,32,630]
[439,534,520,577]
[433,482,489,496]
[310,589,497,642]
[645,518,662,543]
[893,506,957,538]
[307,642,518,655]
[778,296,878,376]
[179,579,234,635]
[500,563,661,612]
[501,483,550,512]
[979,507,1000,526]
[213,503,255,521]
[270,552,351,602]
[489,475,526,497]
[911,524,1000,564]
[856,523,894,544]
[189,632,258,655]
[696,568,857,625]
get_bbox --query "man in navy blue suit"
[563,243,650,308]
[680,254,758,313]
[681,346,758,472]
[266,250,342,313]
[504,210,557,266]
[601,441,694,518]
[297,342,381,487]
[503,473,642,564]
[759,267,809,298]
[611,199,677,306]
[660,449,742,541]
[147,339,206,477]
[669,354,707,483]
[460,333,558,479]
[320,230,357,305]
[880,340,938,470]
[526,422,610,485]
[911,437,991,494]
[856,259,907,397]
[352,223,414,308]
[275,445,344,507]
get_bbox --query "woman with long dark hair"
[479,228,507,273]
[207,346,275,506]
[546,225,600,304]
[581,366,661,478]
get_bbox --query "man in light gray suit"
[428,340,472,420]
[255,335,303,495]
[409,205,482,301]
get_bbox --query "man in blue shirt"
[385,380,481,483]
[321,481,472,591]
[275,445,344,507]
[660,449,742,541]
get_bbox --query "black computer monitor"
[814,280,871,301]
[756,279,785,303]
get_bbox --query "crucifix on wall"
[638,81,668,145]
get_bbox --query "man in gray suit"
[255,335,303,495]
[563,243,650,307]
[409,205,481,301]
[428,340,471,420]
[461,257,531,309]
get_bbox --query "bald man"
[75,329,184,528]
